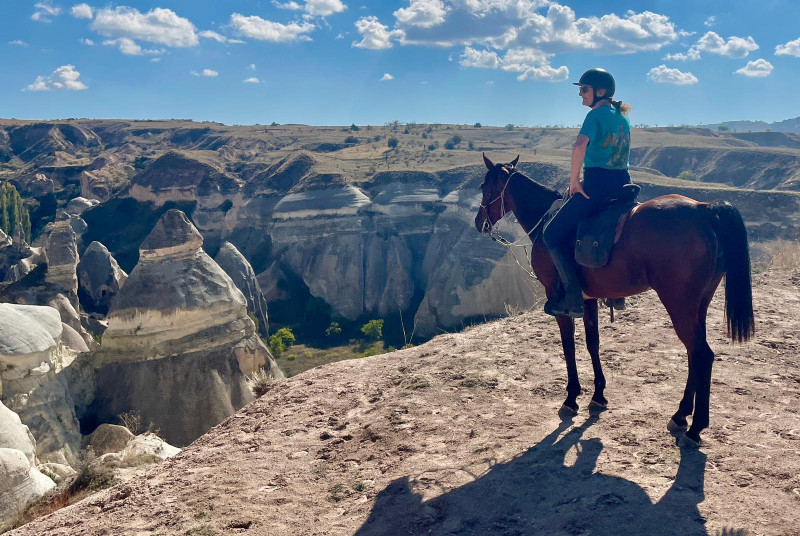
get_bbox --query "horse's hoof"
[559,404,578,418]
[678,433,701,449]
[588,400,607,414]
[667,418,688,434]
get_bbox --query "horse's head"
[475,153,520,233]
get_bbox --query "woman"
[541,68,632,318]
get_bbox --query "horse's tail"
[709,201,754,343]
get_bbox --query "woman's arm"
[570,134,590,198]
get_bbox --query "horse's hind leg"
[660,290,715,445]
[583,299,607,409]
[556,315,580,415]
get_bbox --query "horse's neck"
[507,174,558,235]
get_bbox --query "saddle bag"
[575,184,640,268]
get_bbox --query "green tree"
[677,170,695,181]
[0,183,31,243]
[350,123,360,131]
[387,137,399,149]
[473,122,482,128]
[505,123,515,131]
[361,319,384,341]
[268,327,295,356]
[325,321,342,337]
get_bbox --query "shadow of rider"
[354,417,709,536]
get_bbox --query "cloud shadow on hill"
[355,417,710,536]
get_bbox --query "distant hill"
[699,116,800,133]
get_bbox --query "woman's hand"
[569,180,590,199]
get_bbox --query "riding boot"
[545,245,584,318]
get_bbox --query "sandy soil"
[7,268,800,536]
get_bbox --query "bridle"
[479,166,517,222]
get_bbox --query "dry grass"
[246,368,273,397]
[751,240,800,272]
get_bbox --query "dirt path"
[8,269,800,536]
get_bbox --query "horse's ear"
[511,155,520,167]
[483,153,494,170]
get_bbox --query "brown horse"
[475,154,754,446]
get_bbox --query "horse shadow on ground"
[354,417,710,536]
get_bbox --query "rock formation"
[43,218,79,310]
[0,304,82,466]
[93,209,282,446]
[77,241,128,314]
[214,241,269,337]
[0,401,56,531]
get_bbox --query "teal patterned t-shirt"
[578,105,630,170]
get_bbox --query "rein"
[481,168,542,281]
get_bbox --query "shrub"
[387,137,399,149]
[344,136,359,144]
[473,122,482,128]
[428,144,437,151]
[118,411,146,435]
[677,170,694,181]
[325,321,342,337]
[444,135,462,150]
[350,123,359,131]
[361,319,384,341]
[268,336,284,356]
[505,124,515,131]
[246,368,273,397]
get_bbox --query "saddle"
[574,183,640,269]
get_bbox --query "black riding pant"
[542,168,631,252]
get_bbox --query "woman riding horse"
[543,68,632,318]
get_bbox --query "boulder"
[214,241,269,337]
[64,197,97,216]
[86,424,134,456]
[94,210,282,446]
[0,401,56,530]
[77,241,128,314]
[0,449,55,529]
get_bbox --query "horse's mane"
[511,168,562,200]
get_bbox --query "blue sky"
[2,0,799,127]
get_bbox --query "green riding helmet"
[573,68,615,100]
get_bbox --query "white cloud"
[460,46,500,68]
[663,48,700,61]
[92,7,198,48]
[71,3,93,19]
[32,2,62,22]
[353,16,404,49]
[704,16,715,27]
[103,37,163,55]
[230,13,316,42]
[273,1,303,10]
[735,58,773,77]
[500,47,550,72]
[151,57,161,62]
[249,63,256,70]
[25,65,87,91]
[243,77,260,83]
[775,37,800,57]
[202,69,218,77]
[380,73,394,80]
[9,40,28,46]
[199,30,237,44]
[647,64,698,85]
[79,37,94,45]
[305,0,347,16]
[394,0,447,28]
[517,64,568,82]
[694,31,758,58]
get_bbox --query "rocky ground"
[7,267,800,536]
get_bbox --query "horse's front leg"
[556,315,580,415]
[582,299,607,410]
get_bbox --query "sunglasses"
[579,85,592,94]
